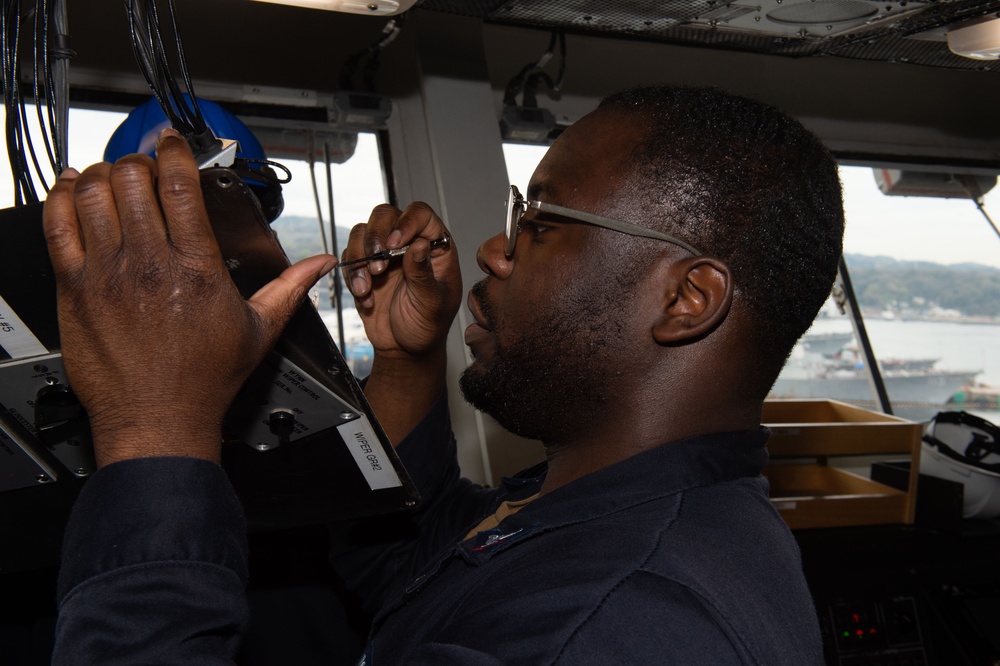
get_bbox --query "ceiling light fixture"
[947,16,1000,60]
[251,0,416,16]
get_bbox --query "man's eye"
[519,220,551,237]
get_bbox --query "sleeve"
[53,456,249,666]
[329,390,500,616]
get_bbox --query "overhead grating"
[414,0,1000,72]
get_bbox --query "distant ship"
[771,340,981,420]
[799,331,855,356]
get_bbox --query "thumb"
[248,254,337,345]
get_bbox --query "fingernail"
[157,128,181,144]
[351,276,368,295]
[386,230,403,248]
[321,259,338,275]
[59,167,80,180]
[412,245,428,263]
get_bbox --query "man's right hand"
[343,202,462,443]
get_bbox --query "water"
[787,316,1000,424]
[806,317,1000,384]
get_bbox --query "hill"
[844,253,1000,318]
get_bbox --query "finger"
[248,254,338,349]
[109,153,168,253]
[72,162,122,258]
[343,223,374,306]
[42,168,86,282]
[400,237,443,297]
[364,204,403,275]
[400,234,459,309]
[390,201,446,252]
[342,222,370,265]
[153,129,220,263]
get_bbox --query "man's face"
[459,110,650,443]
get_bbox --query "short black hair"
[599,86,844,382]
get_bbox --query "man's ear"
[652,256,733,344]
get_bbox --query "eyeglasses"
[505,184,702,259]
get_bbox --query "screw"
[45,376,59,385]
[75,468,90,476]
[368,2,378,10]
[339,411,356,420]
[36,474,51,483]
[256,442,270,451]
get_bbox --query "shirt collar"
[459,427,770,560]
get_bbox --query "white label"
[0,295,47,359]
[772,500,798,511]
[337,416,402,490]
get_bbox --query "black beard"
[459,279,623,443]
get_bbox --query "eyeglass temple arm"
[529,201,702,256]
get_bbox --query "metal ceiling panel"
[416,0,1000,72]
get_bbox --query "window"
[268,133,388,376]
[778,166,1000,424]
[0,106,127,203]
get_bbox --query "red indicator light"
[869,628,877,634]
[852,613,860,623]
[856,630,864,636]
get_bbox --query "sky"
[3,107,1000,270]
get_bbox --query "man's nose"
[476,232,513,278]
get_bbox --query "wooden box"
[762,399,923,530]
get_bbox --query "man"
[48,86,842,664]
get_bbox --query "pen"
[338,236,451,268]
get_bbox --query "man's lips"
[464,289,493,349]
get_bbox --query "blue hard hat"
[104,95,284,222]
[104,95,266,163]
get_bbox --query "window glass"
[503,143,548,191]
[778,167,1000,424]
[502,143,1000,424]
[0,106,127,202]
[269,133,388,377]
